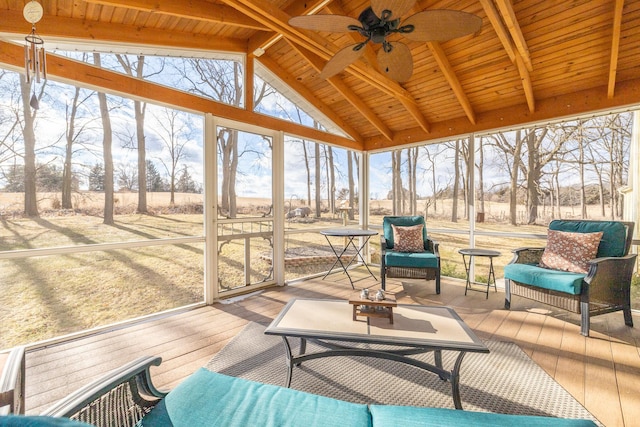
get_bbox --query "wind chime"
[23,0,46,109]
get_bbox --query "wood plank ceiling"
[0,0,639,152]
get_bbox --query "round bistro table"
[320,228,378,289]
[458,248,501,299]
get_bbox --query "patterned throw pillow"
[539,230,603,274]
[391,224,425,253]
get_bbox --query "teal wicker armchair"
[380,216,441,293]
[504,219,636,336]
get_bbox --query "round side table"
[458,248,501,299]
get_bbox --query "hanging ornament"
[23,1,47,85]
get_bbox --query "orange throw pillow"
[539,230,603,274]
[391,224,425,253]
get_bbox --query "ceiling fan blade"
[402,10,483,42]
[377,42,413,82]
[289,15,361,32]
[371,0,416,21]
[319,44,366,79]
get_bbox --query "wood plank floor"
[23,271,640,427]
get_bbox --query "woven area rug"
[206,322,600,425]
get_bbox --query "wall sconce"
[23,1,47,85]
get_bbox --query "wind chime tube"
[40,47,47,80]
[33,41,40,83]
[24,44,30,83]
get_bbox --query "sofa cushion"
[383,216,426,248]
[369,405,597,427]
[384,250,438,269]
[141,369,372,427]
[504,263,585,294]
[539,230,603,274]
[549,220,627,258]
[391,224,425,253]
[0,416,93,427]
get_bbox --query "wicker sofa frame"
[41,357,166,427]
[0,346,25,416]
[504,220,636,336]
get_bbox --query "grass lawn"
[1,194,638,349]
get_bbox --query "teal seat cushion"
[384,251,438,268]
[369,405,597,427]
[504,263,585,294]
[382,216,427,248]
[0,416,93,427]
[549,220,627,257]
[141,369,372,427]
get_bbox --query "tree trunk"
[477,138,485,214]
[62,87,81,210]
[526,130,539,224]
[303,142,311,206]
[95,54,114,224]
[19,76,39,217]
[451,141,460,222]
[347,150,355,220]
[135,99,147,213]
[510,131,523,225]
[229,132,238,217]
[315,142,321,218]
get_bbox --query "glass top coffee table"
[265,298,489,409]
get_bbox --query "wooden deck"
[24,271,640,427]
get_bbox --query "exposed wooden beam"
[0,11,246,53]
[427,42,476,125]
[364,77,640,151]
[479,0,516,62]
[479,0,535,113]
[247,0,329,60]
[222,0,431,134]
[608,0,625,99]
[256,54,363,142]
[82,0,269,31]
[515,51,535,113]
[0,41,360,151]
[494,0,533,72]
[289,43,392,141]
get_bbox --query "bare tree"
[451,141,461,222]
[347,150,355,220]
[19,75,44,217]
[61,85,95,209]
[155,108,191,205]
[488,130,525,225]
[314,142,321,218]
[116,55,156,214]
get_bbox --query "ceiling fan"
[289,0,482,82]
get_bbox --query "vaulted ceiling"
[1,0,639,152]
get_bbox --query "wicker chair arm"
[585,254,637,287]
[0,346,26,415]
[380,235,388,252]
[42,356,167,425]
[509,247,546,264]
[426,237,439,255]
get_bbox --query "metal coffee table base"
[280,337,469,409]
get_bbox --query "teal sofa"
[380,216,440,293]
[504,219,636,336]
[39,356,597,427]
